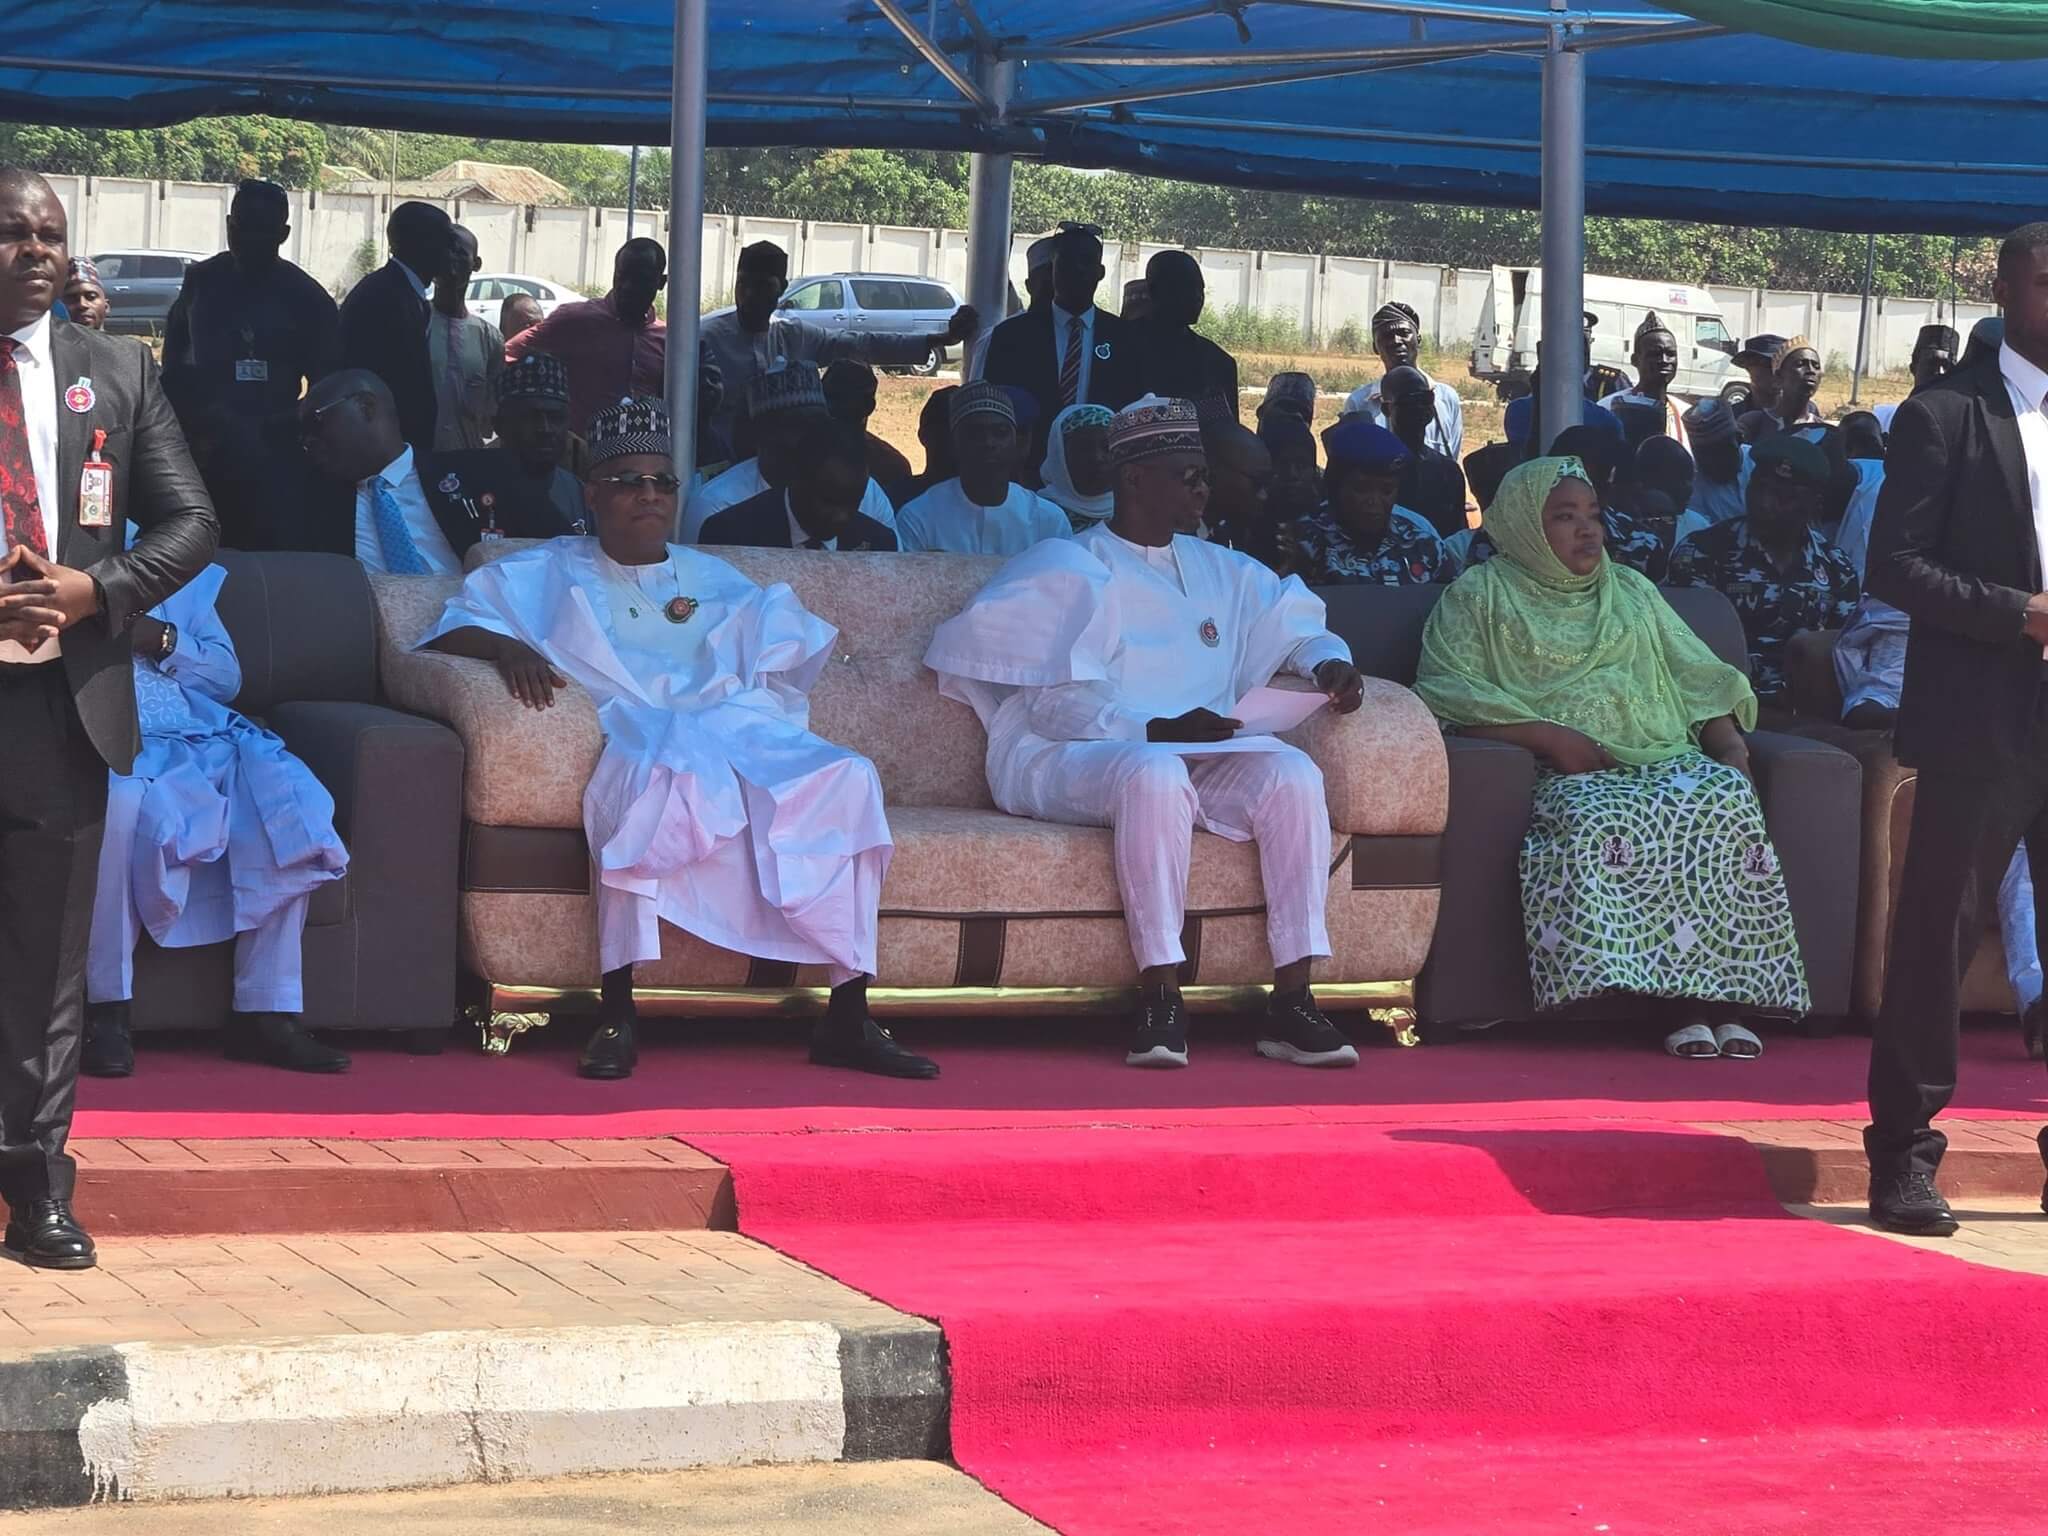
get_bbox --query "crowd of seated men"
[77,173,2034,1096]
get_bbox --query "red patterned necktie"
[0,337,47,558]
[1059,315,1084,408]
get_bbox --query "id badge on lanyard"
[79,429,113,529]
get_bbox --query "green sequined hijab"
[1414,455,1755,765]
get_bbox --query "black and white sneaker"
[1256,991,1360,1068]
[1125,989,1190,1069]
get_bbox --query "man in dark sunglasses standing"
[419,398,937,1084]
[927,395,1367,1072]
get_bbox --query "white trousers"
[1019,741,1332,972]
[1999,844,2043,1014]
[86,775,311,1014]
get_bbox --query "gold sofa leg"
[469,1004,551,1055]
[1368,1006,1421,1048]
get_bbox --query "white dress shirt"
[354,445,462,576]
[2000,344,2048,609]
[1050,303,1097,406]
[1,309,61,664]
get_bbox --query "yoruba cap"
[66,256,99,287]
[1634,309,1675,341]
[746,361,827,418]
[949,380,1016,428]
[1260,371,1317,421]
[1322,415,1411,476]
[1750,431,1829,487]
[1681,396,1740,446]
[1026,235,1058,273]
[1372,300,1420,330]
[496,351,570,406]
[587,396,672,465]
[737,240,789,278]
[1916,323,1960,355]
[1107,395,1204,466]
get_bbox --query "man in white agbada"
[419,398,937,1082]
[83,555,350,1077]
[926,395,1368,1070]
[895,382,1071,555]
[680,363,898,543]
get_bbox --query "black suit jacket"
[339,261,435,450]
[305,443,557,563]
[982,305,1141,467]
[697,488,897,551]
[41,319,220,773]
[427,449,579,542]
[1868,352,2043,779]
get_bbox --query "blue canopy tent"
[8,0,2046,460]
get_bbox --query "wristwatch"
[155,620,177,664]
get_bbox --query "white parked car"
[466,274,578,334]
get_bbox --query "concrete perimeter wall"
[46,174,1993,372]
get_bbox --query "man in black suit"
[298,369,563,572]
[0,169,218,1268]
[338,201,454,453]
[1865,221,2048,1237]
[699,419,896,552]
[981,227,1140,473]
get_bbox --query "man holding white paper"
[926,395,1366,1069]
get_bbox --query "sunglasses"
[592,472,682,493]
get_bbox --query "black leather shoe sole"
[79,1053,133,1079]
[222,1041,350,1074]
[1870,1205,1960,1238]
[4,1231,96,1271]
[578,1057,636,1080]
[809,1039,940,1080]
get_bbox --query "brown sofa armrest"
[1283,677,1448,836]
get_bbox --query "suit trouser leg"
[0,665,108,1207]
[1868,691,2048,1178]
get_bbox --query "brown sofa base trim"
[485,978,1415,1018]
[461,824,1445,908]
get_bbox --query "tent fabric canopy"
[5,1,2048,233]
[1677,0,2048,58]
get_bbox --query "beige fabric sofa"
[369,543,1449,1050]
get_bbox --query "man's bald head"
[299,369,402,484]
[1202,421,1271,525]
[1145,249,1205,328]
[0,169,66,330]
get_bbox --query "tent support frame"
[666,0,708,485]
[1537,2,1585,443]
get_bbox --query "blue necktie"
[371,478,431,575]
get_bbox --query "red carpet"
[71,1020,2048,1139]
[690,1119,2048,1536]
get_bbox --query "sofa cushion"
[214,551,379,713]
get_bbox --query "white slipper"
[1663,1022,1720,1058]
[1713,1021,1763,1059]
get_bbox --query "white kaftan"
[894,479,1072,555]
[926,524,1349,971]
[418,537,889,978]
[87,565,349,1013]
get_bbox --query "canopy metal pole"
[665,0,707,485]
[1537,9,1585,446]
[963,57,1015,379]
[627,145,641,237]
[1851,232,1876,405]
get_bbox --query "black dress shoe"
[223,1012,351,1073]
[810,1018,939,1079]
[2025,998,2047,1062]
[1869,1171,1959,1237]
[4,1199,96,1270]
[579,1016,638,1080]
[81,1001,135,1079]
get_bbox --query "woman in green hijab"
[1416,456,1809,1058]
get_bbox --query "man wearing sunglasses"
[927,395,1367,1072]
[419,397,937,1084]
[298,368,571,570]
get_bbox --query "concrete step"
[72,1139,734,1238]
[0,1231,945,1512]
[13,1462,1047,1533]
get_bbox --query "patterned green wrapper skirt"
[1519,751,1811,1015]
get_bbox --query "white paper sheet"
[1230,684,1329,736]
